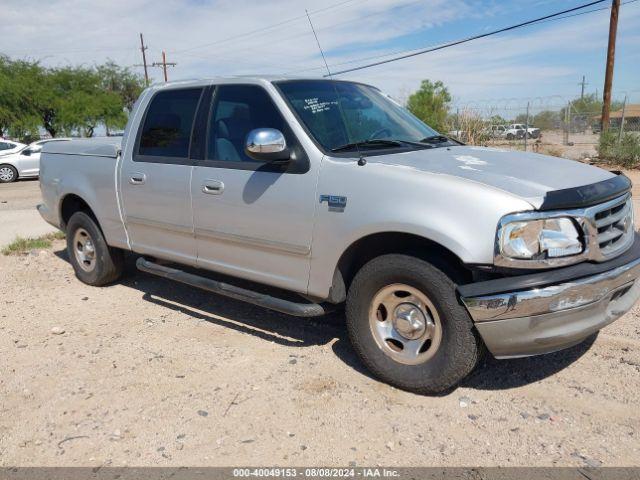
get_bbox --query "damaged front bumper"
[459,235,640,358]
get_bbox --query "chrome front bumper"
[460,257,640,358]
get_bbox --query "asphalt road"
[0,179,56,247]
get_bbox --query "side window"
[137,88,203,161]
[0,142,10,151]
[208,85,289,163]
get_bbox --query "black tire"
[506,133,515,140]
[345,254,484,394]
[66,211,124,286]
[0,164,18,183]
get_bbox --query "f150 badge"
[320,195,347,212]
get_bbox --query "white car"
[0,139,27,157]
[0,138,71,183]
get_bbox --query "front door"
[191,84,320,293]
[119,87,204,266]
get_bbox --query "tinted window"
[208,85,289,163]
[138,88,202,158]
[0,142,11,151]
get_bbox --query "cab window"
[207,85,290,163]
[136,88,203,162]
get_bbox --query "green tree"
[406,80,451,132]
[532,110,559,130]
[513,113,529,124]
[0,56,44,139]
[0,57,143,139]
[96,60,145,112]
[42,65,136,137]
[488,114,507,125]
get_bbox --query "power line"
[285,0,638,76]
[169,0,366,54]
[325,0,611,77]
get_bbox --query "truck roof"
[148,75,370,91]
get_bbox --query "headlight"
[497,216,584,267]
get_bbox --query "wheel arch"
[326,231,473,304]
[59,193,100,231]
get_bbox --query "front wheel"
[66,211,124,286]
[345,254,484,394]
[0,165,18,183]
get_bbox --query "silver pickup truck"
[39,76,640,394]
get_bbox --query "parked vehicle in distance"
[447,129,467,142]
[509,123,541,139]
[486,125,508,139]
[39,77,640,393]
[504,124,525,140]
[0,138,71,183]
[0,139,27,157]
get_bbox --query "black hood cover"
[539,172,631,211]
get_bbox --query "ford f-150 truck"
[38,77,640,394]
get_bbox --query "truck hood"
[375,145,616,209]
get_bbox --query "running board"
[136,257,328,317]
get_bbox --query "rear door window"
[136,88,203,162]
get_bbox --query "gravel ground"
[1,175,640,468]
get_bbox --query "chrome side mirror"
[245,128,290,163]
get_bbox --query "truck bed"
[39,138,129,250]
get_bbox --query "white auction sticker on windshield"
[303,97,338,114]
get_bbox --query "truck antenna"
[305,10,365,165]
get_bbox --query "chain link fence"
[446,94,640,163]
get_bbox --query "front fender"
[307,157,533,299]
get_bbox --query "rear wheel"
[346,254,484,394]
[0,165,17,183]
[66,211,123,286]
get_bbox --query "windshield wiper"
[331,138,434,152]
[420,135,453,144]
[331,139,403,152]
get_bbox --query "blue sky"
[2,0,639,114]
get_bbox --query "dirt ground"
[1,172,640,468]
[487,130,599,161]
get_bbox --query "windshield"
[276,80,440,152]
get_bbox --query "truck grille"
[591,194,634,259]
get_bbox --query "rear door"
[119,87,204,266]
[190,83,319,293]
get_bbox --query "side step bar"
[136,257,328,317]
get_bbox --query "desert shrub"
[599,131,640,168]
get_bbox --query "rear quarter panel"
[40,141,128,249]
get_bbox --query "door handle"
[202,180,224,195]
[129,173,146,185]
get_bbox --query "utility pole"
[601,0,621,133]
[578,75,588,99]
[139,33,149,86]
[152,51,176,82]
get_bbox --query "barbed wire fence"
[446,93,640,161]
